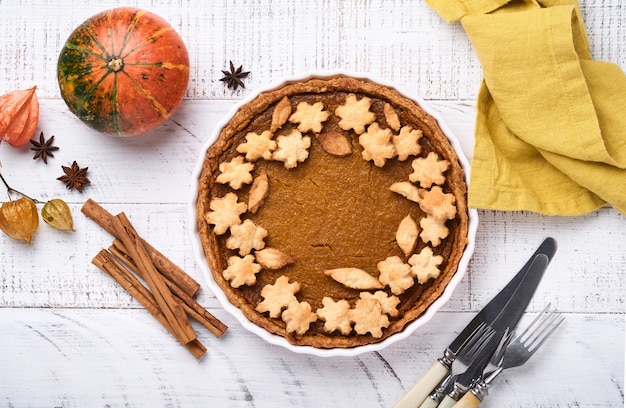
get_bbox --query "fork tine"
[517,303,565,353]
[526,311,565,353]
[456,322,490,357]
[490,328,512,366]
[515,303,552,343]
[457,324,495,361]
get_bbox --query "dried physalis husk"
[41,199,74,231]
[0,86,39,147]
[0,197,39,244]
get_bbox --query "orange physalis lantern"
[0,87,40,147]
[0,197,39,244]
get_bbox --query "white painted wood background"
[0,1,624,407]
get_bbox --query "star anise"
[220,61,250,90]
[57,161,90,193]
[30,132,59,164]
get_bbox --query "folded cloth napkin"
[425,0,626,215]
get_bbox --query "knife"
[393,237,556,408]
[436,254,550,408]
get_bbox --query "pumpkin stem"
[108,58,124,72]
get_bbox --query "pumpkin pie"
[195,76,469,349]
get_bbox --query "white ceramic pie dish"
[188,71,478,357]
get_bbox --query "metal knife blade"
[459,253,549,385]
[456,252,549,384]
[487,253,549,335]
[447,238,556,354]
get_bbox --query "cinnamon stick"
[92,250,207,359]
[111,212,197,345]
[81,198,201,297]
[110,240,227,337]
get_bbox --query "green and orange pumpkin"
[57,7,189,137]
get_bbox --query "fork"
[451,304,565,408]
[394,322,495,408]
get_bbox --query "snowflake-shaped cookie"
[288,101,330,133]
[256,275,301,318]
[282,299,318,335]
[418,186,457,221]
[392,125,423,161]
[409,152,450,188]
[237,130,277,162]
[223,254,262,288]
[419,215,450,247]
[225,219,268,256]
[216,155,255,189]
[316,297,352,335]
[272,129,311,169]
[205,192,248,235]
[389,181,420,203]
[359,122,396,167]
[408,246,443,284]
[377,255,415,295]
[359,291,400,318]
[348,298,390,338]
[335,93,376,135]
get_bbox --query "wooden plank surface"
[0,308,622,407]
[0,1,624,407]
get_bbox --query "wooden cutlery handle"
[436,395,458,408]
[451,392,482,408]
[419,396,440,408]
[394,361,448,408]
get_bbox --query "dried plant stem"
[0,172,43,203]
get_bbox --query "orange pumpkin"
[57,8,189,137]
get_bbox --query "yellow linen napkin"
[425,0,626,215]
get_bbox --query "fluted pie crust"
[196,76,469,349]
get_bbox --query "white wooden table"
[1,1,624,407]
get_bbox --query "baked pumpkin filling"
[196,77,469,348]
